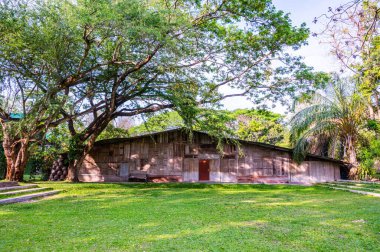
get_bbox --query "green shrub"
[26,143,60,181]
[358,138,380,180]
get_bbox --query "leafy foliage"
[46,125,72,154]
[358,138,380,179]
[129,109,288,146]
[27,141,64,181]
[290,78,367,165]
[129,112,184,135]
[0,125,4,179]
[97,124,130,141]
[232,109,288,146]
[358,36,380,119]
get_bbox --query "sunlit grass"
[1,183,380,251]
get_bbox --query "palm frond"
[289,104,341,143]
[290,78,367,164]
[293,121,338,162]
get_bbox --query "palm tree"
[290,79,367,177]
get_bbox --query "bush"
[358,138,380,180]
[24,156,46,181]
[357,165,376,180]
[26,143,60,181]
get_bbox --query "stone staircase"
[0,182,60,205]
[320,181,380,198]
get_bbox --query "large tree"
[290,78,367,177]
[315,0,379,70]
[0,75,68,180]
[1,0,326,181]
[316,0,380,118]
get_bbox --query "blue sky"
[273,0,347,72]
[222,0,348,112]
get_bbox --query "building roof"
[95,127,345,165]
[9,113,24,119]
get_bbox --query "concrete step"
[0,190,61,205]
[327,183,380,190]
[0,182,19,188]
[0,184,38,192]
[325,186,380,198]
[338,179,380,184]
[325,183,380,193]
[0,187,48,196]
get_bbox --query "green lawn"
[1,183,380,251]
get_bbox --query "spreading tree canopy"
[0,0,326,181]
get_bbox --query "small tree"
[290,78,367,177]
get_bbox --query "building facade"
[79,129,344,184]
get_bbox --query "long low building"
[79,128,347,183]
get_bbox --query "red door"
[199,160,210,181]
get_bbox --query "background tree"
[0,0,98,180]
[359,36,380,119]
[316,0,380,119]
[128,111,184,135]
[128,109,289,146]
[0,75,68,180]
[97,124,130,141]
[232,109,288,146]
[315,0,379,71]
[357,136,380,179]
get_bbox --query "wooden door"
[199,160,210,181]
[119,163,129,177]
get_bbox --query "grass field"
[1,183,380,251]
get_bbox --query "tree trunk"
[2,131,29,182]
[2,130,14,180]
[67,140,96,182]
[67,161,78,182]
[66,136,99,182]
[12,141,28,181]
[344,135,358,180]
[66,121,110,182]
